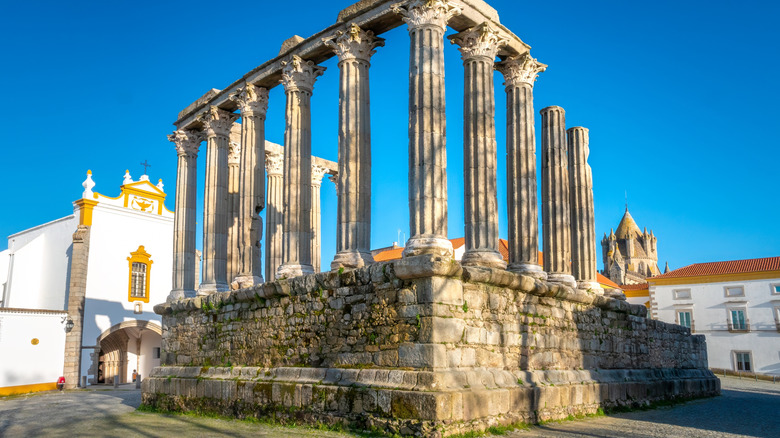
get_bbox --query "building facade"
[649,256,780,375]
[0,170,172,393]
[601,208,661,285]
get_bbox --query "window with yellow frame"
[127,246,152,303]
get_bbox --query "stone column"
[394,0,461,258]
[450,22,506,269]
[568,127,603,293]
[63,225,90,389]
[496,54,547,280]
[310,165,328,273]
[276,55,325,279]
[231,85,269,288]
[226,140,241,284]
[264,152,284,281]
[540,106,576,288]
[167,129,202,300]
[325,23,383,270]
[199,106,238,293]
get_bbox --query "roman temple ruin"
[145,0,719,435]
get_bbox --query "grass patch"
[449,422,532,437]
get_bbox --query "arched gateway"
[95,320,161,384]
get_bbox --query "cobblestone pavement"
[0,376,777,437]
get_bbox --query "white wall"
[4,216,77,310]
[0,249,9,307]
[652,276,780,375]
[138,330,161,380]
[80,202,171,379]
[0,309,67,390]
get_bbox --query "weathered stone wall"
[161,262,419,369]
[148,256,718,437]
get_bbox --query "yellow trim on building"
[74,199,99,226]
[623,289,650,298]
[127,246,153,303]
[0,382,57,396]
[648,270,780,286]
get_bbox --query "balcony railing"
[727,320,751,332]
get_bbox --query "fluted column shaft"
[568,127,602,292]
[541,106,576,287]
[325,24,383,269]
[310,165,327,272]
[264,153,284,280]
[277,55,325,279]
[451,23,506,269]
[394,0,461,258]
[200,107,238,294]
[497,54,547,279]
[168,130,202,300]
[227,144,240,284]
[231,85,269,287]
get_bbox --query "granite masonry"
[148,0,719,436]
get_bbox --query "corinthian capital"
[496,53,548,87]
[450,22,507,61]
[200,106,239,138]
[392,0,462,31]
[280,55,326,93]
[228,141,241,165]
[324,23,385,64]
[229,84,269,118]
[311,164,328,186]
[265,152,284,177]
[168,129,204,157]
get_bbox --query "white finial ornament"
[157,179,164,192]
[82,170,95,198]
[139,174,150,182]
[123,170,133,185]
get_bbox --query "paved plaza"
[0,376,777,437]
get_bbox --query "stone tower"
[601,208,660,285]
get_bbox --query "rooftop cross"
[140,159,151,174]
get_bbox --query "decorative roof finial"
[123,170,133,185]
[82,170,95,198]
[157,178,164,192]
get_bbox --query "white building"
[648,256,780,375]
[0,170,173,394]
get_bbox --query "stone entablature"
[147,256,719,435]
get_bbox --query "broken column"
[497,53,547,279]
[568,126,602,293]
[450,22,506,269]
[276,55,325,279]
[325,23,383,270]
[310,164,328,273]
[394,0,461,258]
[541,106,576,288]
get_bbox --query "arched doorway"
[96,320,161,384]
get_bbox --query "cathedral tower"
[601,208,660,285]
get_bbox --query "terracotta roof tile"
[620,283,649,290]
[651,256,780,280]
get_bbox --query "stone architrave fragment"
[324,23,384,270]
[276,55,325,279]
[450,22,507,269]
[393,0,461,259]
[496,54,547,279]
[230,84,269,288]
[199,106,239,294]
[168,129,203,300]
[541,105,576,288]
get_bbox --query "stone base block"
[143,366,720,437]
[331,250,375,270]
[402,236,454,258]
[547,273,577,288]
[276,263,314,279]
[507,262,548,281]
[232,275,264,290]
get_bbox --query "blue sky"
[1,0,778,272]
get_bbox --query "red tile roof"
[650,256,780,280]
[620,283,649,290]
